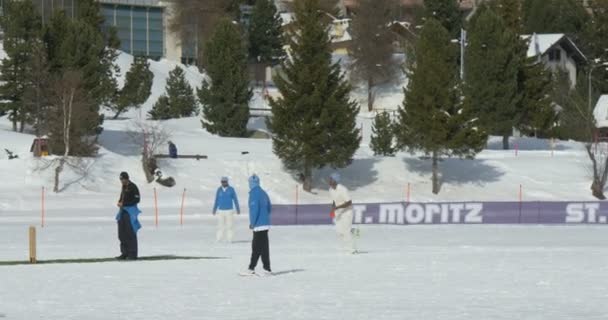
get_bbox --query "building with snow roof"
[523,33,587,88]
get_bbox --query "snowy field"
[2,215,608,320]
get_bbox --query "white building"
[523,33,587,88]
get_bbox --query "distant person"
[328,172,356,254]
[212,176,241,243]
[116,172,141,260]
[240,174,272,276]
[168,141,178,159]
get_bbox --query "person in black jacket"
[116,171,141,260]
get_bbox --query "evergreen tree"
[77,0,105,30]
[370,111,396,156]
[23,39,51,136]
[424,0,462,37]
[0,0,42,132]
[583,0,608,95]
[113,56,153,119]
[199,19,252,137]
[493,0,555,138]
[268,0,360,192]
[148,67,196,120]
[350,0,397,112]
[523,0,589,43]
[464,6,522,149]
[395,19,486,194]
[148,96,172,120]
[248,0,285,64]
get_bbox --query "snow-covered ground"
[2,219,608,320]
[1,42,606,320]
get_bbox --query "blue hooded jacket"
[213,185,240,213]
[116,205,142,233]
[248,175,271,229]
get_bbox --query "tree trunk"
[11,115,17,132]
[367,77,374,112]
[591,180,606,200]
[54,158,66,193]
[432,150,440,194]
[502,135,510,150]
[303,164,312,192]
[113,110,122,120]
[19,117,25,133]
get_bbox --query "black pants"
[118,210,138,258]
[249,230,271,271]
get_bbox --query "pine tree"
[523,0,589,43]
[424,0,462,37]
[395,18,486,194]
[148,96,172,120]
[350,0,397,112]
[199,19,252,137]
[268,0,360,192]
[23,39,51,136]
[77,0,105,31]
[0,0,42,132]
[464,6,523,149]
[582,0,608,95]
[114,56,153,119]
[517,58,555,137]
[148,67,196,120]
[248,0,285,64]
[370,111,396,156]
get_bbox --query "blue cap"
[248,174,260,190]
[330,172,340,183]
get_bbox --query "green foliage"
[149,67,196,120]
[464,6,522,148]
[370,111,396,156]
[423,0,463,37]
[199,19,252,137]
[248,0,285,64]
[395,18,486,193]
[148,96,172,120]
[267,0,360,189]
[0,0,43,132]
[114,56,153,119]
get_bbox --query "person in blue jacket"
[168,141,178,159]
[115,171,141,260]
[213,176,240,242]
[240,174,272,276]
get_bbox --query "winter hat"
[120,172,129,180]
[221,176,229,182]
[329,172,340,184]
[248,174,260,190]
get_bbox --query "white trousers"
[216,209,235,242]
[335,209,354,251]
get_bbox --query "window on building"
[548,49,561,62]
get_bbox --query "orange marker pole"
[180,188,186,226]
[154,187,159,228]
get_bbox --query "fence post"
[518,184,523,223]
[29,226,36,264]
[180,188,186,226]
[295,185,299,225]
[154,187,159,228]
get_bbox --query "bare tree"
[554,71,608,199]
[41,70,97,192]
[350,0,398,111]
[127,120,171,182]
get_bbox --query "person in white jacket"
[328,172,355,253]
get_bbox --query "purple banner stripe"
[270,202,608,225]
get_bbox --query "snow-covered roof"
[594,95,608,128]
[522,33,586,63]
